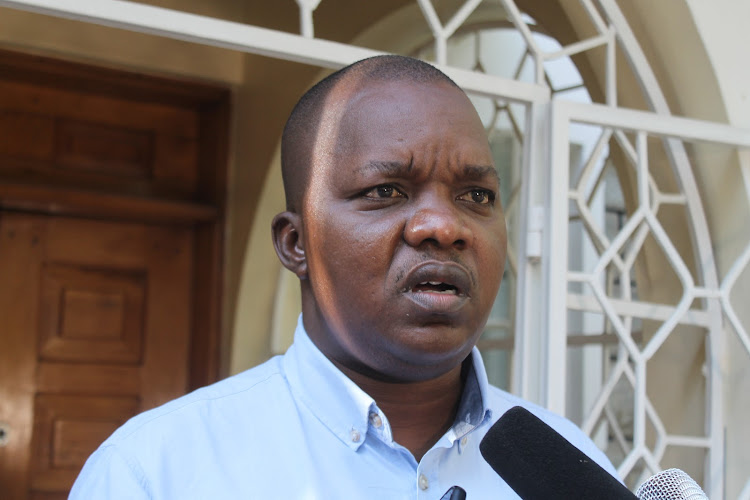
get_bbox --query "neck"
[339,361,467,462]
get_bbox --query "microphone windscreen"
[479,406,636,499]
[635,468,708,500]
[439,485,466,500]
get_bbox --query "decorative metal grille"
[552,101,750,495]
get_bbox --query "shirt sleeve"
[69,445,150,499]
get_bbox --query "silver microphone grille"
[636,468,708,500]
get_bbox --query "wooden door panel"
[0,80,200,198]
[36,365,140,396]
[29,395,139,493]
[56,119,155,177]
[0,110,55,160]
[0,214,193,499]
[0,80,198,138]
[38,264,146,363]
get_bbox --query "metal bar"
[415,0,445,65]
[559,100,750,148]
[566,292,711,327]
[416,0,443,36]
[443,0,483,38]
[543,100,571,413]
[655,193,687,205]
[295,0,322,38]
[633,360,647,471]
[543,34,609,61]
[298,6,314,38]
[0,0,550,103]
[512,100,548,403]
[665,435,712,448]
[589,278,644,361]
[498,0,542,56]
[582,353,627,435]
[566,331,643,346]
[581,0,609,34]
[606,28,616,106]
[605,404,632,455]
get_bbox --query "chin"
[388,329,477,369]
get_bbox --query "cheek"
[308,215,400,301]
[476,222,508,294]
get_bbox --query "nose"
[404,195,472,249]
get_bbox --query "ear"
[272,211,307,279]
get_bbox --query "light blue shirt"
[70,317,617,499]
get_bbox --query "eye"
[364,185,405,199]
[458,188,495,205]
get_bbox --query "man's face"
[300,78,507,382]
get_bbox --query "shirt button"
[461,436,468,447]
[350,429,361,443]
[418,474,429,490]
[369,412,383,428]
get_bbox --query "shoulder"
[105,355,288,446]
[71,356,294,498]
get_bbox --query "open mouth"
[399,262,473,310]
[411,281,460,295]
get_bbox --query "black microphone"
[439,485,467,500]
[479,406,636,499]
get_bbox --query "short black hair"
[280,55,459,212]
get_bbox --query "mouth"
[400,262,472,313]
[411,281,461,295]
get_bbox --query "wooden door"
[0,214,193,499]
[0,49,229,500]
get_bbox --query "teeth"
[412,281,458,294]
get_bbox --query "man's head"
[272,55,507,382]
[280,56,460,213]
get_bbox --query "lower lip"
[404,291,468,313]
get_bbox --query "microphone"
[479,406,636,499]
[439,486,467,500]
[635,468,708,500]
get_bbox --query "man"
[70,55,615,498]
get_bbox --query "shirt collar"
[282,316,492,451]
[447,348,493,443]
[283,317,373,451]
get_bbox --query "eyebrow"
[356,160,500,184]
[356,160,413,176]
[462,164,500,184]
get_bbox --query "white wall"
[686,2,750,497]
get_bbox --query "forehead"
[315,79,491,173]
[342,80,482,140]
